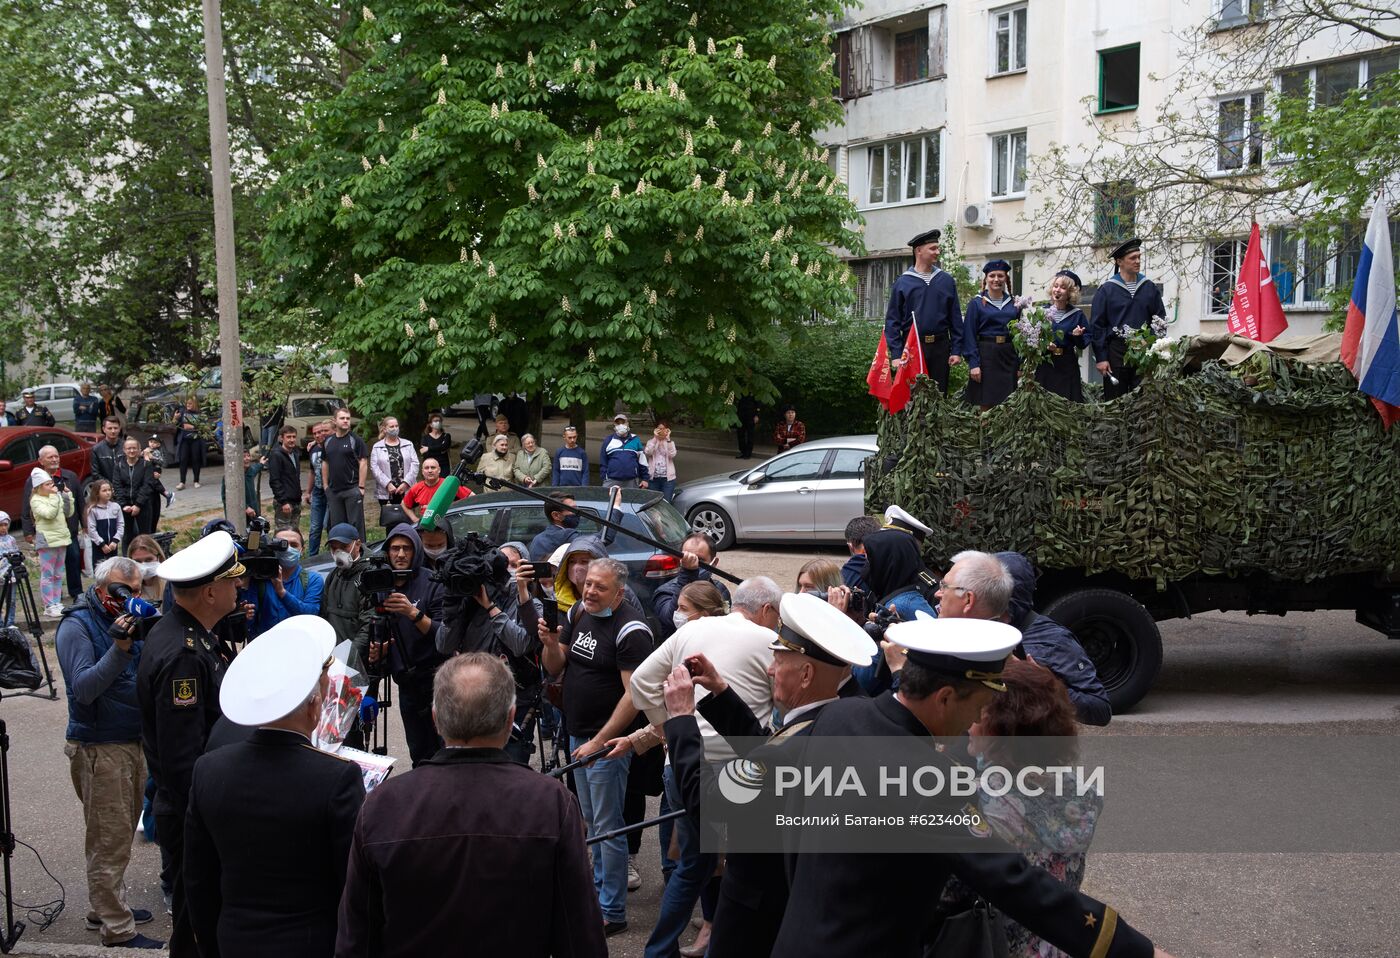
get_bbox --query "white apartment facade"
[823,0,1398,341]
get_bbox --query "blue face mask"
[279,548,301,568]
[592,603,614,618]
[562,514,580,529]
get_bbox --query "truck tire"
[1043,588,1163,713]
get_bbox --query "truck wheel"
[687,504,736,551]
[1043,588,1163,713]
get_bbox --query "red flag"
[867,332,900,412]
[1227,223,1289,343]
[893,323,925,398]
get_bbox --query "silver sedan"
[673,435,878,549]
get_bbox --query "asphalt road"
[4,547,1398,956]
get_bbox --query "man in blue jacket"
[997,551,1111,726]
[598,414,649,490]
[249,528,325,639]
[55,556,164,949]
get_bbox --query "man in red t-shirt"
[402,457,469,523]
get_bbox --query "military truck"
[867,334,1400,712]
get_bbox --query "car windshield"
[291,397,343,418]
[640,500,689,547]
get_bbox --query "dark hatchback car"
[302,486,690,626]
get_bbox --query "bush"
[753,314,880,437]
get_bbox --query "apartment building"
[823,0,1397,340]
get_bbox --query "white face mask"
[332,550,355,570]
[672,610,689,630]
[614,424,629,437]
[423,545,446,559]
[138,562,159,579]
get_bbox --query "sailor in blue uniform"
[883,228,964,396]
[1035,269,1088,402]
[962,259,1023,409]
[1089,238,1167,399]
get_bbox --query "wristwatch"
[412,608,425,623]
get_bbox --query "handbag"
[926,899,1008,958]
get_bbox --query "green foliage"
[870,351,1400,584]
[260,0,863,426]
[753,314,878,437]
[937,222,982,304]
[0,0,351,383]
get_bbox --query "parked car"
[301,486,690,628]
[126,398,254,464]
[282,393,353,439]
[673,434,879,550]
[0,425,95,519]
[6,383,86,425]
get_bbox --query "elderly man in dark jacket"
[367,522,445,766]
[996,552,1111,726]
[336,653,606,958]
[55,557,163,949]
[20,443,86,601]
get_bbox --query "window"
[1207,238,1248,314]
[1268,227,1327,307]
[991,4,1027,75]
[1093,181,1136,245]
[1006,256,1025,296]
[0,437,34,466]
[850,257,914,319]
[990,131,1027,198]
[290,397,343,418]
[1097,44,1140,113]
[894,27,929,85]
[826,448,870,480]
[40,432,79,453]
[640,503,691,548]
[1216,93,1264,171]
[1217,0,1264,28]
[1280,51,1399,108]
[761,449,829,482]
[448,509,496,540]
[865,133,942,206]
[52,386,76,401]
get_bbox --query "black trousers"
[394,668,442,767]
[735,422,755,458]
[154,810,196,957]
[177,440,205,483]
[64,540,82,600]
[1102,338,1141,400]
[921,334,953,396]
[474,404,494,439]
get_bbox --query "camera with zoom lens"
[430,532,509,597]
[357,554,403,595]
[235,516,288,580]
[863,603,900,642]
[109,584,161,620]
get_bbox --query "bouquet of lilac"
[1114,314,1176,375]
[1010,295,1054,383]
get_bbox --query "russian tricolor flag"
[1341,200,1400,429]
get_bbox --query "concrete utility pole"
[200,0,246,531]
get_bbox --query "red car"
[0,425,97,520]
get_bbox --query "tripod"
[0,563,57,701]
[0,715,26,953]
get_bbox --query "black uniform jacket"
[335,746,606,958]
[666,686,839,958]
[137,605,225,817]
[185,728,365,958]
[771,693,1155,958]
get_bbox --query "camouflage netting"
[867,347,1400,587]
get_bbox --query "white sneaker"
[46,604,64,617]
[627,855,641,891]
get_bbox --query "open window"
[1097,44,1140,113]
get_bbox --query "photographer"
[55,556,162,949]
[248,528,324,639]
[366,523,444,766]
[434,537,545,765]
[850,526,939,696]
[320,524,373,671]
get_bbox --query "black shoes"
[106,933,165,949]
[603,920,629,937]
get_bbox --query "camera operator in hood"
[248,528,324,639]
[418,515,453,571]
[850,526,939,696]
[367,522,445,766]
[435,536,545,765]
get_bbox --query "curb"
[5,940,121,957]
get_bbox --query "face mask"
[672,611,689,630]
[423,545,446,559]
[332,550,354,570]
[386,427,400,438]
[431,420,442,430]
[138,562,159,579]
[614,424,629,437]
[592,603,614,618]
[567,563,588,587]
[562,514,580,529]
[278,548,301,568]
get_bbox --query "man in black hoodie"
[367,523,445,765]
[996,552,1111,726]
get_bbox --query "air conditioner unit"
[962,203,994,230]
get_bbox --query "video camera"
[1,552,24,582]
[235,516,289,580]
[357,554,404,595]
[429,532,509,598]
[108,584,160,620]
